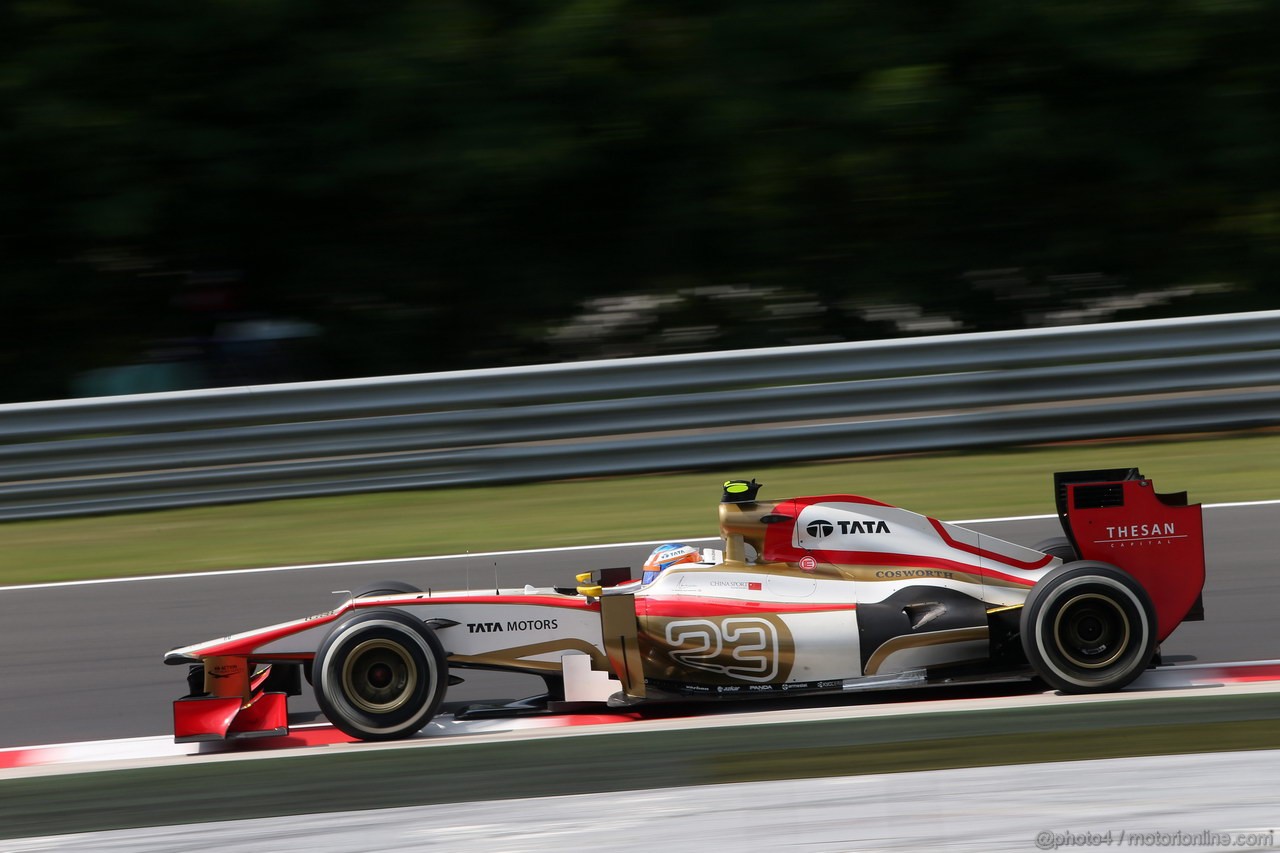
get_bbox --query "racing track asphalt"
[1,505,1277,749]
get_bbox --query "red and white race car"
[165,469,1205,742]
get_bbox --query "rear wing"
[1054,468,1205,641]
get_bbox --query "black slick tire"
[1032,536,1078,563]
[351,580,422,598]
[1020,561,1156,694]
[313,608,447,741]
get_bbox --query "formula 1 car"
[165,469,1206,742]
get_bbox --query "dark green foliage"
[4,2,1279,401]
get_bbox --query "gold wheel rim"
[1052,592,1131,670]
[341,639,417,713]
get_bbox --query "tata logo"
[807,518,890,537]
[806,520,835,537]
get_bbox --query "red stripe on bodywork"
[810,549,1037,587]
[790,494,897,509]
[192,595,598,657]
[927,518,1053,570]
[642,596,856,618]
[194,613,345,658]
[353,595,599,610]
[973,567,1037,587]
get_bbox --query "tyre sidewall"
[351,580,422,599]
[313,609,446,740]
[1031,536,1078,563]
[1021,562,1155,693]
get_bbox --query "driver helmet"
[642,543,701,584]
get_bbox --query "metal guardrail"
[2,311,1279,521]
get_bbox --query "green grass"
[711,720,1280,782]
[3,430,1278,585]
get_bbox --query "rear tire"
[313,609,447,741]
[1020,562,1155,694]
[1032,536,1078,563]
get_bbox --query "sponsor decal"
[806,519,834,537]
[1098,523,1185,545]
[709,580,764,591]
[208,663,243,680]
[507,619,558,631]
[676,679,841,694]
[806,518,891,538]
[665,617,780,682]
[676,575,701,593]
[466,619,560,633]
[304,609,337,622]
[799,555,818,571]
[873,568,956,580]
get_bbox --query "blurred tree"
[2,0,1279,401]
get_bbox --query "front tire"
[1020,562,1155,694]
[313,609,447,741]
[351,580,422,598]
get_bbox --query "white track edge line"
[5,499,1277,593]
